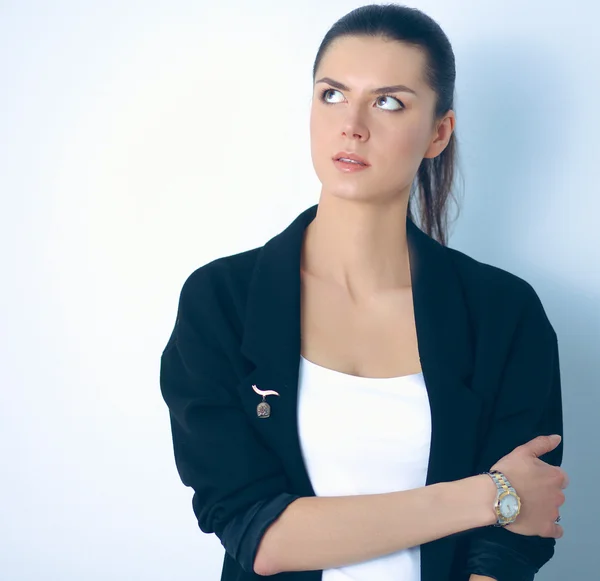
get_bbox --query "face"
[309,35,455,204]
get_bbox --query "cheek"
[310,106,328,138]
[392,122,427,157]
[309,109,330,157]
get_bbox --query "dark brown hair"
[312,3,463,246]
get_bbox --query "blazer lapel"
[236,203,483,580]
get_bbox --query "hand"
[490,434,568,538]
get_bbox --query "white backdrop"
[1,1,598,579]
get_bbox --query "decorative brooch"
[252,384,280,418]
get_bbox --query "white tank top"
[296,354,432,581]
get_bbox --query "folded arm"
[460,287,563,580]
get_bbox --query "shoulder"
[444,245,556,339]
[162,245,263,366]
[445,245,534,298]
[175,245,262,326]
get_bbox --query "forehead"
[317,36,428,90]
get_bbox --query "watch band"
[488,469,518,495]
[483,469,520,526]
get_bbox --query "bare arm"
[255,474,497,576]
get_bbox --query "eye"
[320,88,404,111]
[375,94,404,111]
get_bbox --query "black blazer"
[159,203,563,581]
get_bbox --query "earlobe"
[423,138,446,159]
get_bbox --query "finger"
[553,524,564,539]
[526,434,562,458]
[562,472,570,489]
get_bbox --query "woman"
[159,4,568,580]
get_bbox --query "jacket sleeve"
[460,285,564,581]
[159,274,302,574]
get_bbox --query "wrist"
[471,474,499,527]
[484,470,522,526]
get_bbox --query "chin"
[321,184,386,204]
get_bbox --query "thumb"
[525,434,561,458]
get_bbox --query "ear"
[423,111,456,159]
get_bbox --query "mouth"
[332,152,370,166]
[332,158,370,172]
[335,158,366,166]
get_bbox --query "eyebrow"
[315,76,418,96]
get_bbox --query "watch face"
[499,494,520,518]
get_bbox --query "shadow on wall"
[451,41,599,577]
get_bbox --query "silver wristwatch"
[483,469,522,527]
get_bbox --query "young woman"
[159,5,568,580]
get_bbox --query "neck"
[301,191,413,303]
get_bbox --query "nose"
[341,117,369,141]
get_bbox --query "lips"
[333,151,370,166]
